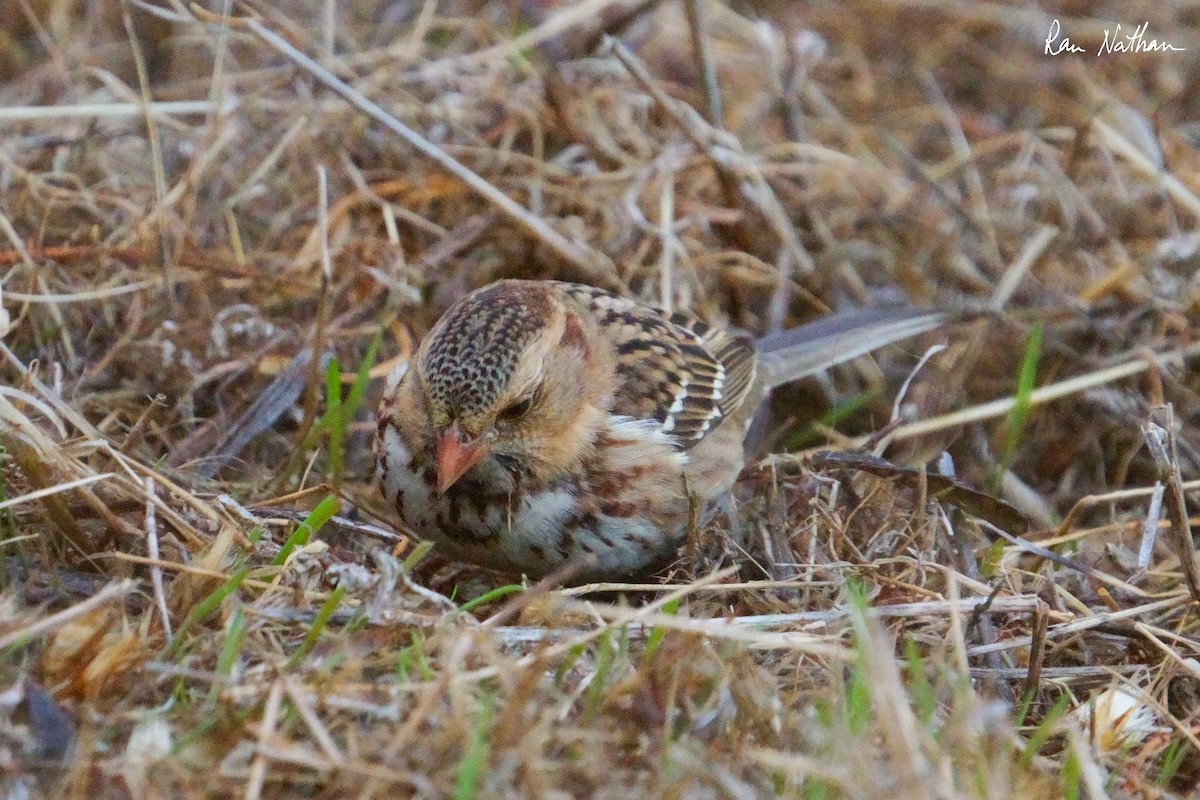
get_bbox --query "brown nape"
[558,311,590,355]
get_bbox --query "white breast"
[377,413,695,580]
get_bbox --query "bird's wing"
[559,284,756,449]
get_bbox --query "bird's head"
[406,280,611,494]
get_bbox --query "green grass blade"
[994,321,1042,489]
[205,606,247,708]
[321,332,380,488]
[1156,738,1189,787]
[455,584,524,615]
[287,585,346,670]
[1019,691,1069,768]
[166,565,251,657]
[643,597,680,660]
[453,692,495,800]
[214,605,247,678]
[322,356,343,485]
[786,389,878,450]
[400,540,436,573]
[271,494,339,567]
[343,330,382,425]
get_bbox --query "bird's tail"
[755,308,947,391]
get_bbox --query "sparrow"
[375,280,944,582]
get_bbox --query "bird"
[375,279,944,583]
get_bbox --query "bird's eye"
[498,395,535,423]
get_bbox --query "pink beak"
[435,421,486,495]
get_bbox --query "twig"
[981,520,1149,596]
[683,0,723,128]
[2,280,162,303]
[245,678,284,800]
[884,341,1200,444]
[1050,478,1200,542]
[1022,602,1049,700]
[0,472,113,511]
[973,665,1142,679]
[283,674,346,767]
[604,35,815,276]
[967,595,1188,657]
[1094,118,1200,219]
[0,580,136,650]
[290,165,335,492]
[121,3,173,298]
[145,477,173,639]
[193,6,617,288]
[990,224,1057,309]
[490,593,1057,648]
[1146,405,1200,607]
[0,100,225,121]
[1137,481,1165,571]
[890,343,948,424]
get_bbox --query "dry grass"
[1,0,1199,797]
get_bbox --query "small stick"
[1021,601,1049,702]
[683,0,723,128]
[0,101,221,121]
[283,674,346,766]
[145,477,174,639]
[605,36,815,276]
[990,224,1057,310]
[981,520,1147,596]
[884,341,1200,443]
[1094,118,1200,219]
[967,594,1187,657]
[1146,405,1200,607]
[1137,480,1165,571]
[245,678,285,800]
[192,5,617,288]
[121,3,174,299]
[0,580,136,650]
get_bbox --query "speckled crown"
[420,282,551,420]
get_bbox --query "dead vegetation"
[1,0,1199,797]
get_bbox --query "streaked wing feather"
[667,308,756,420]
[560,284,756,449]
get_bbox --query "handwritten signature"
[1045,19,1186,56]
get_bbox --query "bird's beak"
[435,421,486,495]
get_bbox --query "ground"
[0,1,1199,798]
